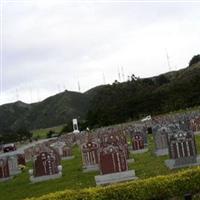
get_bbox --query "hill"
[0,90,89,134]
[1,58,200,135]
[86,62,200,127]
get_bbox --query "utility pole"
[165,49,171,71]
[78,81,81,92]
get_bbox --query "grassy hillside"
[32,125,64,139]
[1,134,200,200]
[1,61,200,136]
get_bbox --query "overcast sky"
[0,0,200,105]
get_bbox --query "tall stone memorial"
[72,118,80,134]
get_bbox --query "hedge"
[26,167,200,200]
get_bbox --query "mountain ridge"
[0,61,200,133]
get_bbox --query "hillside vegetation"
[86,62,200,127]
[1,56,200,136]
[0,91,89,134]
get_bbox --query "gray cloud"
[1,1,200,104]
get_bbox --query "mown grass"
[32,125,64,139]
[1,135,200,200]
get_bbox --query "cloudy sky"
[0,0,200,105]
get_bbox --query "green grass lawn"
[32,125,64,139]
[1,135,200,200]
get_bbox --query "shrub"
[26,167,200,200]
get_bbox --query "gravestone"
[95,144,137,185]
[153,127,169,156]
[165,130,199,169]
[133,124,148,144]
[81,141,99,172]
[0,158,11,181]
[8,156,21,176]
[62,146,73,159]
[51,141,74,160]
[190,117,200,134]
[130,132,148,154]
[24,147,34,162]
[17,153,26,166]
[29,149,62,183]
[99,145,128,174]
[99,131,130,159]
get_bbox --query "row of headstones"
[152,113,200,133]
[0,137,75,183]
[79,127,148,185]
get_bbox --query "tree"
[16,127,32,141]
[47,130,55,138]
[60,123,73,134]
[189,54,200,67]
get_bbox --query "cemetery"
[1,112,200,199]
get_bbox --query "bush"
[26,167,200,200]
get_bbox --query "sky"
[0,0,200,105]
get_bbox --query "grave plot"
[190,117,200,135]
[99,130,130,160]
[59,133,76,146]
[165,130,200,169]
[17,153,26,166]
[24,147,34,162]
[81,141,99,172]
[95,144,137,185]
[51,141,74,160]
[0,157,11,181]
[130,132,148,154]
[8,156,21,176]
[153,126,169,156]
[29,149,62,183]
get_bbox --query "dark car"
[3,143,17,153]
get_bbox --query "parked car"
[3,143,17,153]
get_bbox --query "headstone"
[0,157,10,181]
[17,153,26,166]
[190,117,200,134]
[165,130,199,169]
[99,145,127,174]
[95,144,137,185]
[81,141,99,172]
[29,149,62,183]
[153,127,169,156]
[99,131,130,159]
[51,141,74,160]
[8,156,21,176]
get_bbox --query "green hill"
[86,62,200,127]
[0,90,89,134]
[1,59,200,135]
